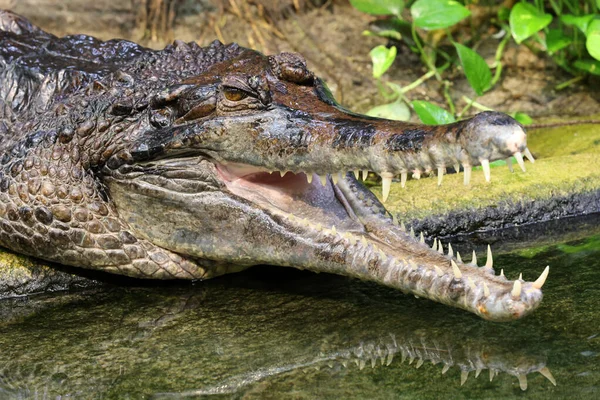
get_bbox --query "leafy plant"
[351,0,600,126]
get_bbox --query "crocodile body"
[0,10,547,321]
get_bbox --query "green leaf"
[412,100,455,125]
[410,0,471,30]
[545,29,573,53]
[560,14,595,34]
[498,6,510,22]
[370,45,397,78]
[509,3,552,44]
[512,112,533,125]
[349,0,404,16]
[454,43,492,96]
[366,101,411,121]
[586,19,600,61]
[574,59,600,75]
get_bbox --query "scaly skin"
[0,10,548,320]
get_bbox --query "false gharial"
[0,10,548,321]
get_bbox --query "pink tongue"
[215,162,312,194]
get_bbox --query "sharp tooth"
[400,221,406,231]
[532,265,549,289]
[461,370,469,386]
[451,260,462,279]
[306,173,313,184]
[489,369,494,382]
[316,223,322,230]
[481,159,491,182]
[448,243,454,258]
[332,173,339,185]
[434,265,444,277]
[524,147,535,163]
[416,359,424,368]
[437,241,444,254]
[514,152,526,172]
[353,170,360,179]
[518,374,528,391]
[437,167,444,186]
[331,225,337,234]
[283,170,290,177]
[442,364,450,374]
[381,172,393,203]
[518,272,523,281]
[319,174,327,186]
[410,226,415,237]
[419,232,425,243]
[506,157,514,173]
[483,282,490,297]
[413,171,421,180]
[454,163,460,173]
[456,251,462,263]
[471,250,478,266]
[362,170,369,181]
[485,245,493,269]
[463,165,472,185]
[432,238,437,250]
[500,269,505,277]
[511,280,522,297]
[400,172,407,188]
[475,368,482,378]
[539,367,556,386]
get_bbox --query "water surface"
[1,218,599,399]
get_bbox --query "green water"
[1,223,599,399]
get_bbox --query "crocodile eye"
[223,87,248,102]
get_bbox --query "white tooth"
[437,241,444,254]
[524,147,535,163]
[463,165,472,185]
[539,367,556,386]
[511,280,522,298]
[453,163,460,173]
[381,172,393,203]
[354,170,360,179]
[461,370,469,386]
[401,172,407,188]
[306,173,313,184]
[489,369,495,382]
[518,272,523,281]
[332,173,339,185]
[400,221,406,232]
[456,251,462,263]
[451,260,462,279]
[319,174,328,186]
[432,238,437,250]
[518,374,527,391]
[437,167,444,186]
[471,250,478,266]
[410,226,415,237]
[331,225,337,234]
[481,159,491,182]
[485,245,493,269]
[434,265,444,277]
[413,171,421,180]
[483,282,490,297]
[500,269,505,277]
[514,152,526,172]
[448,243,454,258]
[316,223,322,230]
[532,266,549,289]
[506,157,514,173]
[442,364,450,374]
[416,359,424,368]
[362,170,369,181]
[419,232,425,243]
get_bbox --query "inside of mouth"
[216,162,366,233]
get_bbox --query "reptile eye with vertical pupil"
[223,87,248,101]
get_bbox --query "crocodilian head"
[105,47,548,322]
